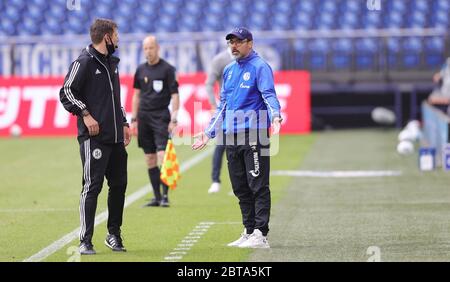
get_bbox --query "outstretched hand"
[271,117,282,136]
[192,132,210,150]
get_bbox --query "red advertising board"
[0,71,310,137]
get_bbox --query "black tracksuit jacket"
[59,45,128,144]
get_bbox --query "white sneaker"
[208,182,220,194]
[238,229,270,249]
[227,229,250,247]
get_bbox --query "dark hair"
[89,18,118,44]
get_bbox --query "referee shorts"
[137,109,170,154]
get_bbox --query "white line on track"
[163,221,241,262]
[163,222,214,262]
[271,170,402,178]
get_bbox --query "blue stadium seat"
[116,4,135,18]
[1,0,447,36]
[160,2,179,17]
[298,0,315,13]
[292,12,313,30]
[321,0,337,13]
[308,39,329,70]
[436,0,450,10]
[385,10,404,28]
[18,17,41,36]
[92,4,112,19]
[184,1,202,16]
[42,17,64,35]
[415,0,429,10]
[48,5,66,21]
[248,14,268,31]
[0,18,16,36]
[5,6,21,21]
[253,1,272,14]
[226,14,245,29]
[271,14,290,31]
[344,0,361,12]
[274,1,291,14]
[403,37,422,52]
[424,36,446,68]
[355,38,378,70]
[203,14,223,32]
[178,15,200,32]
[293,39,307,68]
[386,38,402,68]
[115,15,131,33]
[362,12,381,29]
[402,37,423,68]
[31,0,47,7]
[339,12,359,29]
[8,0,27,9]
[331,38,352,70]
[0,0,445,74]
[390,0,407,12]
[26,5,44,22]
[229,1,247,15]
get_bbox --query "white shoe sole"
[227,242,244,247]
[208,189,220,193]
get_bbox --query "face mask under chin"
[105,36,118,55]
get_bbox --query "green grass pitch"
[2,130,450,262]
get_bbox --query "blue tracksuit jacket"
[205,50,281,138]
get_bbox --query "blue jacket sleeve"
[204,68,228,139]
[257,63,281,123]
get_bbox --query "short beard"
[232,52,241,60]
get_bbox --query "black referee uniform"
[133,58,179,203]
[60,45,128,246]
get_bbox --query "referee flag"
[160,139,180,190]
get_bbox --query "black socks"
[148,167,169,201]
[148,167,162,201]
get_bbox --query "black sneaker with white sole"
[160,196,170,207]
[104,234,126,252]
[79,241,96,255]
[143,198,160,207]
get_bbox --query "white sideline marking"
[23,148,214,262]
[162,221,241,262]
[163,222,215,262]
[271,170,402,178]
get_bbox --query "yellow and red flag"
[160,139,180,190]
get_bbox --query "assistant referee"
[131,35,180,207]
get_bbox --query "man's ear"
[104,34,111,44]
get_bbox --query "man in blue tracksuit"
[192,27,282,249]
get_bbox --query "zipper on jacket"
[88,48,118,143]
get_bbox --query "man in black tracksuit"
[59,18,130,255]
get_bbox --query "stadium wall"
[0,71,310,137]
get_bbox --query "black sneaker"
[160,197,170,207]
[104,234,126,252]
[79,241,96,255]
[143,198,160,207]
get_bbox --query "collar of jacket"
[237,50,256,65]
[85,45,120,64]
